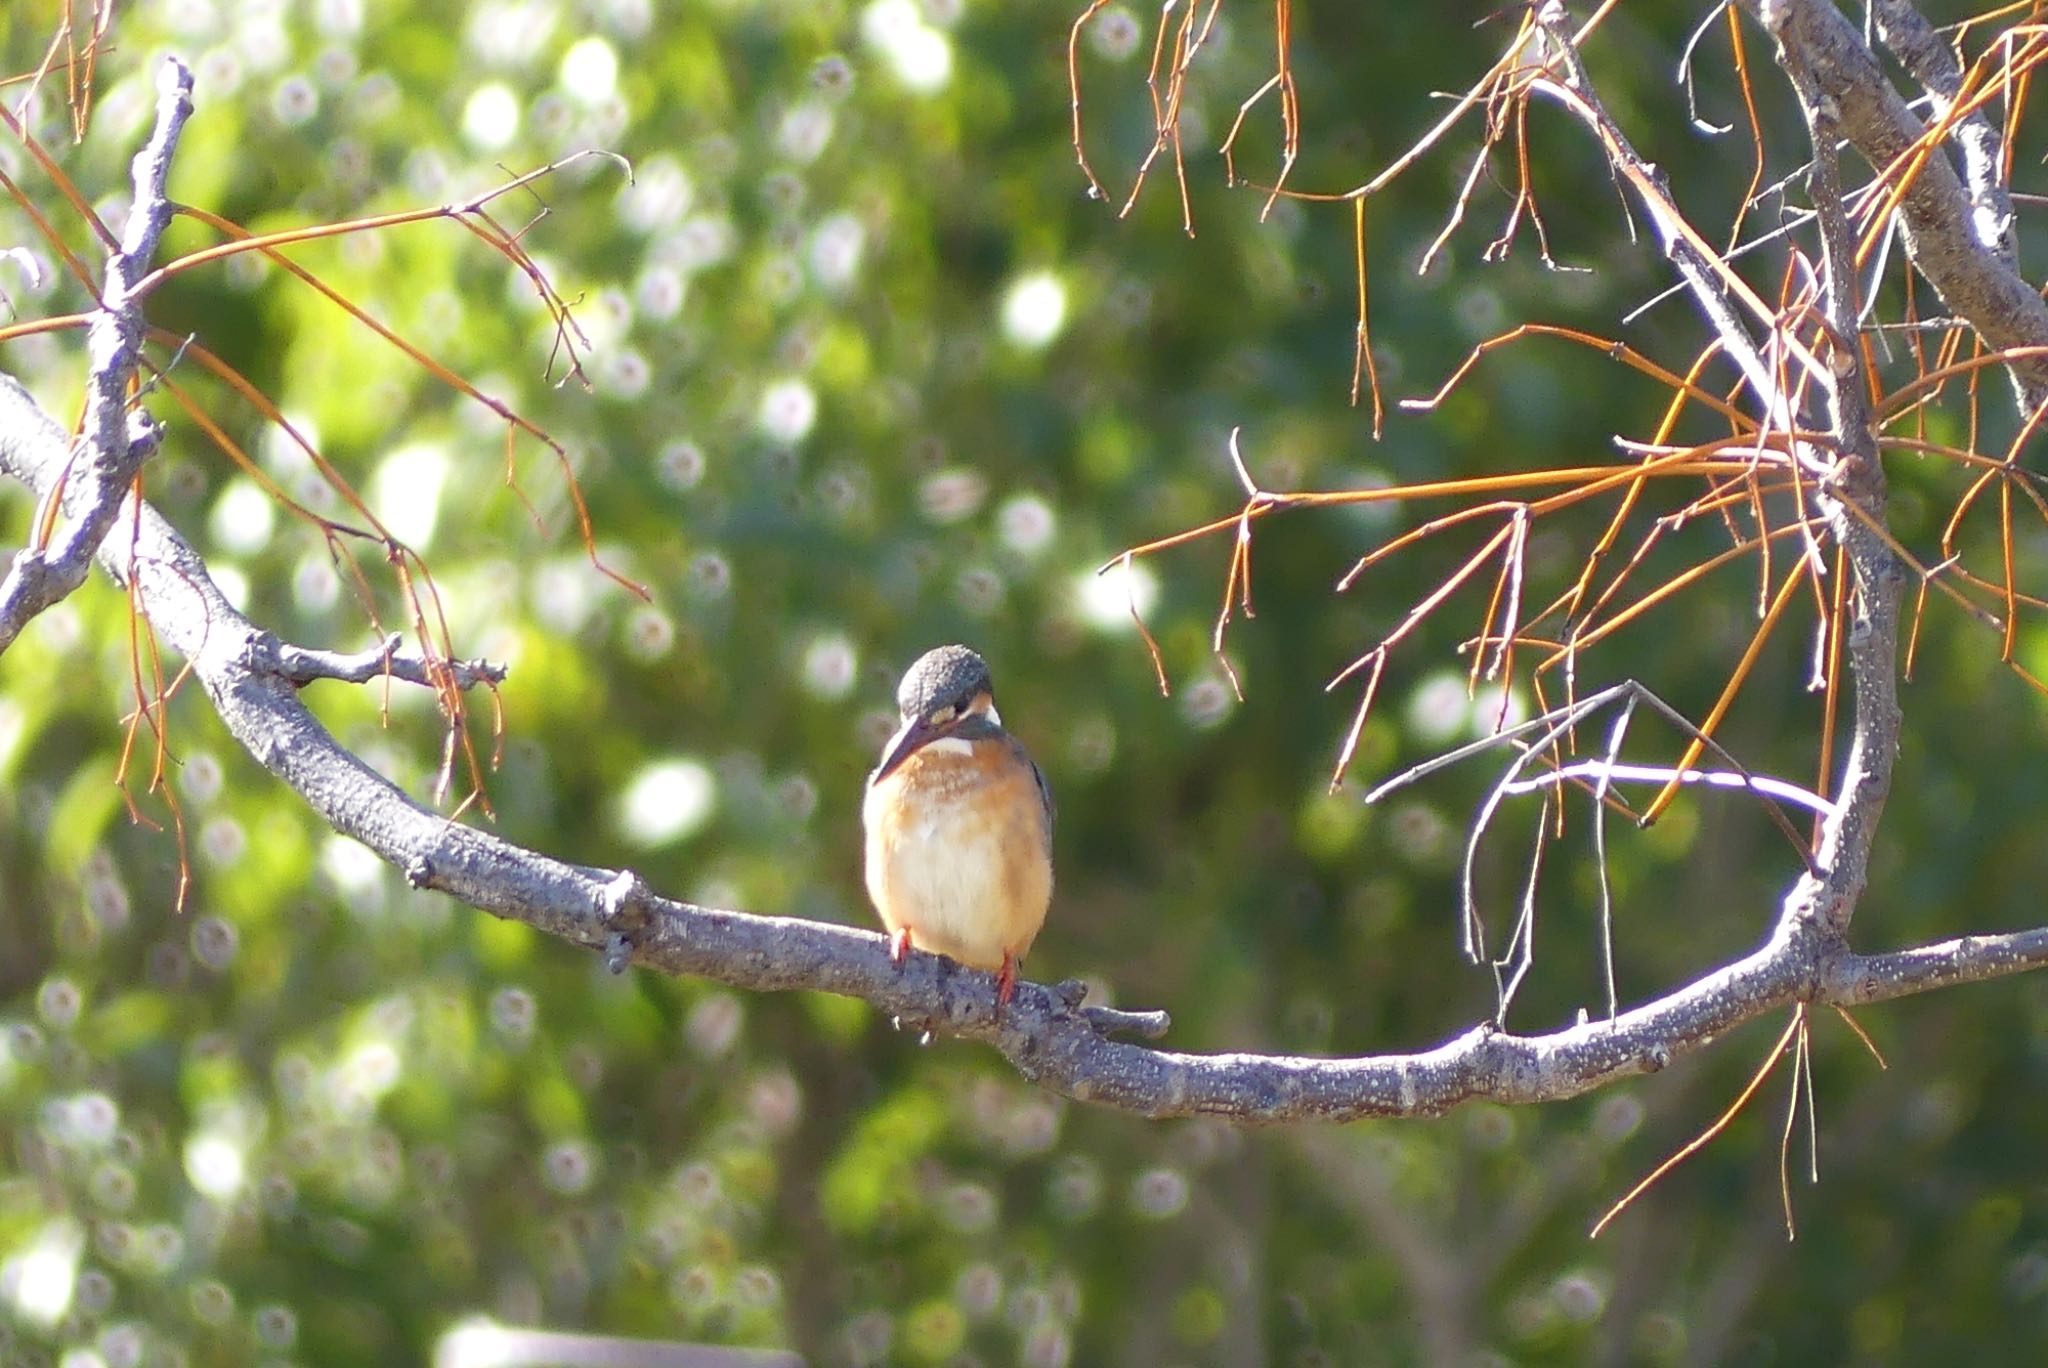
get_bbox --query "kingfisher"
[863,644,1054,1007]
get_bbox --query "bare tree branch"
[1742,0,2048,411]
[1871,0,2017,266]
[0,57,190,655]
[266,632,507,691]
[1772,0,1902,954]
[5,366,2046,1120]
[1823,927,2048,1004]
[5,22,2048,1127]
[1532,4,1789,421]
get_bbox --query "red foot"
[889,926,912,967]
[995,951,1018,1010]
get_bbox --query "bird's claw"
[995,952,1019,1014]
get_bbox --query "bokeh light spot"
[998,494,1057,554]
[2,1219,83,1326]
[803,633,859,699]
[371,443,449,549]
[1075,559,1159,629]
[184,1132,247,1199]
[461,82,520,150]
[861,0,952,92]
[616,758,717,846]
[209,479,276,555]
[558,37,618,104]
[1001,271,1068,349]
[758,378,818,444]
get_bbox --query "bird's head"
[871,644,1000,785]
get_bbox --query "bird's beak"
[872,713,942,786]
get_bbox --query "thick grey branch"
[1872,0,2016,265]
[0,24,2035,1121]
[4,369,2041,1122]
[1765,0,1902,948]
[1539,4,1897,951]
[1746,0,2048,411]
[1823,927,2048,1003]
[0,58,191,655]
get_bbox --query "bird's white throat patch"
[924,736,975,757]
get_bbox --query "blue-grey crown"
[896,644,992,717]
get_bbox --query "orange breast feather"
[862,742,1052,971]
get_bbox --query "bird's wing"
[1023,742,1055,842]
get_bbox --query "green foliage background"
[3,1,2048,1363]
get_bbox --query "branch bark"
[0,58,190,655]
[1872,0,2017,266]
[1741,0,2048,413]
[268,633,508,691]
[6,25,2048,1126]
[4,365,2045,1120]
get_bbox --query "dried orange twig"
[1591,1008,1805,1238]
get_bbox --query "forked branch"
[0,58,190,656]
[9,11,2048,1127]
[5,367,2045,1123]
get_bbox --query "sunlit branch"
[1740,0,2048,411]
[11,362,2048,1120]
[265,633,508,692]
